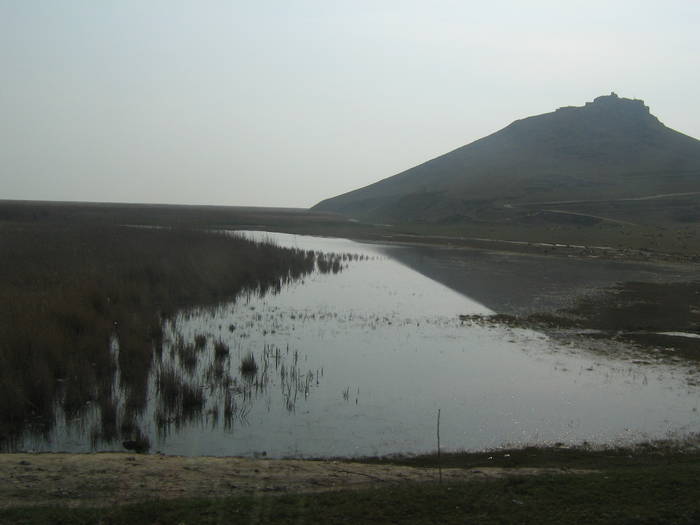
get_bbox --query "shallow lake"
[16,232,700,457]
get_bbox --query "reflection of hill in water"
[378,245,696,315]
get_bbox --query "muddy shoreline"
[337,232,700,358]
[456,279,700,365]
[319,229,700,266]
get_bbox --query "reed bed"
[0,220,317,444]
[213,340,230,359]
[239,353,258,375]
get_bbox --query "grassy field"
[3,198,700,260]
[2,445,700,524]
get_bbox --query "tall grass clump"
[214,340,230,360]
[174,337,199,375]
[156,363,205,425]
[194,333,207,350]
[240,353,258,375]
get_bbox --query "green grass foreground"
[2,459,700,524]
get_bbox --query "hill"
[312,94,700,226]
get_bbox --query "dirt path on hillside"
[0,453,591,508]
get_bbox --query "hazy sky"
[2,1,699,208]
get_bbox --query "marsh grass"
[194,333,207,350]
[213,340,229,360]
[156,363,205,429]
[173,336,199,374]
[316,252,345,274]
[0,219,317,446]
[240,353,258,375]
[151,339,323,435]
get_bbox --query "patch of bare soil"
[0,453,592,508]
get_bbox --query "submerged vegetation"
[0,220,331,446]
[239,352,258,375]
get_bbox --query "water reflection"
[6,232,700,457]
[383,243,698,315]
[2,246,350,453]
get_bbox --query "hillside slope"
[312,94,700,224]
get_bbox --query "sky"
[1,1,699,208]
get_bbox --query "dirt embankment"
[0,453,591,508]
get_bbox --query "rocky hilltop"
[313,94,700,225]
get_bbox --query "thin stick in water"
[437,408,442,484]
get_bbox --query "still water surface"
[19,232,700,456]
